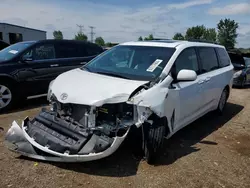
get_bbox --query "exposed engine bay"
[5,98,137,161]
[5,69,173,162]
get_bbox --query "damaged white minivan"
[5,40,234,164]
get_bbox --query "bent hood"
[51,68,147,106]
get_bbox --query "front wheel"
[0,84,13,111]
[142,119,166,164]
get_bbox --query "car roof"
[120,40,224,49]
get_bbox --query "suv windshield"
[0,42,35,61]
[83,45,175,81]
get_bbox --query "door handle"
[50,64,59,67]
[198,80,204,84]
[80,62,87,65]
[205,77,211,82]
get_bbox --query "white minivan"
[6,40,234,164]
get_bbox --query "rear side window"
[56,43,85,58]
[198,47,219,73]
[216,48,230,67]
[174,48,199,75]
[85,44,103,56]
[33,44,55,60]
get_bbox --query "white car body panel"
[5,40,234,162]
[51,68,147,106]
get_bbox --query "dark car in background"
[0,39,104,111]
[0,40,9,51]
[228,52,250,87]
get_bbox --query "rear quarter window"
[216,48,231,67]
[198,47,219,73]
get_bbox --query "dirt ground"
[0,88,250,188]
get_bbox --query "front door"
[18,43,61,96]
[170,47,205,131]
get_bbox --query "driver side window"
[174,48,199,76]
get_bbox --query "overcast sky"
[0,0,250,48]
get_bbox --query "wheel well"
[148,113,170,137]
[0,76,16,85]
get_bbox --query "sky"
[0,0,250,48]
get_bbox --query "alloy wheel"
[0,84,12,109]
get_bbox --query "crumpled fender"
[128,75,174,127]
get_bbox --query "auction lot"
[0,88,250,188]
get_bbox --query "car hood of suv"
[50,68,148,106]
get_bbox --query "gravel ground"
[0,88,250,188]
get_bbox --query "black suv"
[0,39,104,110]
[228,52,250,87]
[0,40,9,51]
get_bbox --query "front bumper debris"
[5,114,129,162]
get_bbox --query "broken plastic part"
[5,120,130,162]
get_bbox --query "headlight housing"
[47,80,55,101]
[233,70,243,78]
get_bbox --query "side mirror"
[177,69,197,81]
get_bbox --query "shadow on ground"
[24,102,244,177]
[1,97,48,115]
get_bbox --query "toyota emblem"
[60,93,68,100]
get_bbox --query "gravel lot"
[0,88,250,188]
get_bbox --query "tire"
[216,88,228,115]
[0,81,17,112]
[142,119,166,164]
[240,76,246,88]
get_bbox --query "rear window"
[216,48,230,67]
[85,44,103,56]
[198,47,219,73]
[56,43,87,58]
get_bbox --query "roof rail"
[149,38,173,41]
[187,39,219,44]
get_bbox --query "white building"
[0,23,46,44]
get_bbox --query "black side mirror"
[21,57,33,63]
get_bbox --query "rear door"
[197,47,225,111]
[171,47,205,130]
[18,43,62,95]
[54,42,95,72]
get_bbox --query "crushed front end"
[5,98,135,162]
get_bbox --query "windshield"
[0,42,34,61]
[83,45,175,81]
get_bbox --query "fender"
[0,74,18,82]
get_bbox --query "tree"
[53,30,63,40]
[138,36,143,41]
[217,18,238,49]
[95,37,105,46]
[204,28,217,42]
[185,25,206,40]
[144,34,154,41]
[173,33,185,40]
[74,32,88,41]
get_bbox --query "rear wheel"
[216,88,228,114]
[142,117,166,164]
[240,76,246,88]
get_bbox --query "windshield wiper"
[95,71,130,79]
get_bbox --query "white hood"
[50,69,147,106]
